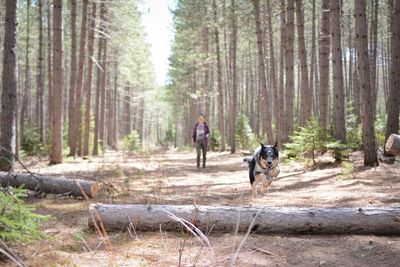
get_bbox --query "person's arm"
[192,124,197,145]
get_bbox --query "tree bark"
[123,84,131,136]
[310,0,317,118]
[296,0,311,127]
[37,0,45,143]
[284,0,295,142]
[370,0,378,121]
[266,0,279,142]
[0,172,98,198]
[50,0,63,164]
[0,0,19,171]
[83,1,97,157]
[46,0,52,131]
[331,0,346,143]
[20,0,31,145]
[69,0,88,157]
[88,204,400,235]
[229,0,237,153]
[354,0,378,167]
[278,0,286,147]
[213,0,225,151]
[252,0,273,144]
[68,0,77,151]
[385,0,400,151]
[99,37,108,153]
[318,0,330,131]
[92,18,104,156]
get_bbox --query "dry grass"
[3,149,400,266]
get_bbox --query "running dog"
[244,143,280,198]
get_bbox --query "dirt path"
[6,149,400,266]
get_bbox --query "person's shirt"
[196,123,206,140]
[192,122,210,142]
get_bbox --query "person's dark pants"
[196,139,207,168]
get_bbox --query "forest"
[0,0,400,266]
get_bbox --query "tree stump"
[385,134,400,156]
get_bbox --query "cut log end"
[385,134,400,156]
[90,183,99,198]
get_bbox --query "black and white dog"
[244,143,280,198]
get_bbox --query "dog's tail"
[243,158,252,167]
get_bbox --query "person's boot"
[203,159,206,168]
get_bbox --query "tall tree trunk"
[20,0,31,145]
[68,0,77,152]
[354,0,378,166]
[99,37,108,154]
[110,58,118,149]
[92,5,105,156]
[37,0,44,143]
[123,84,131,136]
[202,27,211,124]
[47,0,52,131]
[296,0,311,127]
[310,0,316,118]
[331,0,346,143]
[252,0,273,143]
[284,0,295,141]
[83,2,97,157]
[278,0,286,147]
[318,0,330,130]
[370,0,378,120]
[0,0,19,171]
[385,0,400,151]
[230,0,237,153]
[50,0,63,164]
[69,0,88,157]
[266,0,279,142]
[213,0,225,151]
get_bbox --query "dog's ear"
[273,141,278,148]
[260,143,265,149]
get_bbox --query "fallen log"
[385,133,400,156]
[0,172,98,198]
[88,204,400,235]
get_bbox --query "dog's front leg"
[252,175,262,198]
[261,175,272,194]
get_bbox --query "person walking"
[192,114,210,169]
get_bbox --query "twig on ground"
[163,209,215,265]
[248,246,275,256]
[80,236,92,252]
[123,208,139,240]
[230,210,261,266]
[0,239,27,267]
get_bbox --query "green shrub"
[345,104,362,150]
[325,139,349,162]
[236,114,253,149]
[21,127,44,156]
[164,126,175,144]
[284,118,326,164]
[0,187,49,243]
[210,129,220,151]
[122,130,141,151]
[375,112,387,147]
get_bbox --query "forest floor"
[6,148,400,266]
